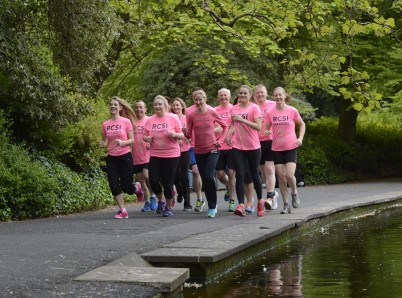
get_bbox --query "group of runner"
[100,84,305,219]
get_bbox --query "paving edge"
[140,194,402,282]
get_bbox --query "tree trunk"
[338,97,358,142]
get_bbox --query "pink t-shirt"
[257,100,276,141]
[144,113,182,158]
[214,104,233,150]
[185,104,214,147]
[177,114,191,152]
[265,105,302,151]
[132,116,150,165]
[228,103,262,150]
[101,117,133,156]
[187,108,228,154]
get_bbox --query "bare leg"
[136,171,149,202]
[285,162,297,194]
[275,164,288,205]
[114,193,125,209]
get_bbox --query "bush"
[0,134,58,221]
[300,115,402,184]
[42,98,110,172]
[0,110,115,221]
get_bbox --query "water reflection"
[183,206,402,297]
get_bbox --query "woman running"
[143,95,184,217]
[100,96,143,219]
[226,85,265,217]
[264,87,305,214]
[186,90,228,218]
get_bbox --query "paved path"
[1,179,402,297]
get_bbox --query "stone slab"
[74,266,189,292]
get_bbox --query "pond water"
[182,206,402,297]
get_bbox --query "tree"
[0,0,120,147]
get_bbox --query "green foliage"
[0,0,120,153]
[101,41,282,105]
[0,110,114,221]
[302,115,402,184]
[36,156,112,213]
[43,98,110,172]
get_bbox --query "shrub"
[0,138,58,221]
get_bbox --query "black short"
[273,148,298,165]
[260,140,275,164]
[133,163,149,174]
[215,149,235,171]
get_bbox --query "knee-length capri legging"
[149,156,180,200]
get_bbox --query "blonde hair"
[273,87,291,103]
[110,96,137,128]
[153,95,169,109]
[218,88,231,97]
[192,90,207,101]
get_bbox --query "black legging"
[232,148,262,204]
[149,156,180,200]
[106,152,135,196]
[174,151,191,206]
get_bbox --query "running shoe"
[207,208,218,218]
[177,194,184,204]
[228,200,235,212]
[257,202,265,217]
[272,191,278,210]
[156,200,166,214]
[265,191,279,210]
[291,193,300,208]
[114,209,128,219]
[280,203,291,214]
[245,198,255,214]
[141,201,151,212]
[150,195,158,210]
[183,204,193,211]
[194,199,206,212]
[162,207,173,217]
[224,191,230,201]
[234,205,246,217]
[134,182,144,202]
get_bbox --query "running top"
[214,104,233,150]
[265,105,302,151]
[257,100,276,141]
[186,108,228,154]
[132,115,150,165]
[144,113,182,158]
[102,117,133,156]
[228,103,262,150]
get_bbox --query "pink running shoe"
[114,209,129,219]
[135,182,144,202]
[257,202,265,217]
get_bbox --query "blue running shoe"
[156,200,166,214]
[141,201,151,212]
[224,191,230,201]
[207,208,218,218]
[162,207,173,217]
[150,195,158,210]
[245,198,255,213]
